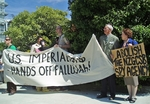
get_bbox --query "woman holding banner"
[121,28,138,103]
[30,36,49,92]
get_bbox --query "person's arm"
[127,39,138,46]
[114,37,120,49]
[30,45,35,53]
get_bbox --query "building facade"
[0,0,7,42]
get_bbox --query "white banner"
[3,34,114,87]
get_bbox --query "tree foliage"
[4,6,69,52]
[68,0,150,53]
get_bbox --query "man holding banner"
[97,24,119,100]
[54,25,71,91]
[54,25,71,51]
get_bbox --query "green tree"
[68,0,150,53]
[4,6,69,52]
[0,42,5,52]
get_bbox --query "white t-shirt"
[30,43,41,53]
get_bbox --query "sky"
[5,0,70,19]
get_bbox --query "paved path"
[0,83,150,104]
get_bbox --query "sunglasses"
[5,39,10,41]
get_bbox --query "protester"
[2,36,17,95]
[54,25,70,51]
[97,24,119,100]
[121,28,138,103]
[30,36,43,53]
[54,25,70,90]
[30,36,49,92]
